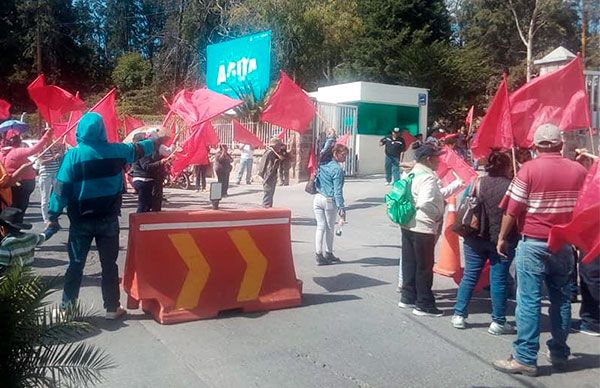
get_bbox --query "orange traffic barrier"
[452,261,491,293]
[433,196,461,277]
[122,208,302,324]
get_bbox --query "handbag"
[305,171,318,195]
[452,177,484,237]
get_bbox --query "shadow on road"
[301,292,361,306]
[345,257,399,267]
[313,273,389,293]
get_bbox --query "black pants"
[11,179,36,222]
[194,164,209,191]
[401,228,437,309]
[132,181,153,213]
[580,258,600,331]
[262,179,277,208]
[216,168,231,196]
[152,180,163,211]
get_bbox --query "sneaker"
[546,350,568,371]
[493,355,538,377]
[451,315,467,329]
[105,306,126,320]
[412,306,443,317]
[385,182,391,186]
[315,253,331,266]
[580,327,600,337]
[325,252,341,263]
[488,321,516,335]
[398,301,415,309]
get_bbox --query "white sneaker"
[398,301,415,309]
[385,182,391,186]
[105,306,127,320]
[488,321,516,335]
[451,315,466,329]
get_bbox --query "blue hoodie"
[49,112,155,222]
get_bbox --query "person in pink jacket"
[1,128,53,222]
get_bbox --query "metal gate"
[313,102,358,176]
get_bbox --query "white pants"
[313,193,337,254]
[38,173,55,223]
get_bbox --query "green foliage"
[0,265,115,387]
[112,53,152,92]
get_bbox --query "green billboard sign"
[206,31,272,100]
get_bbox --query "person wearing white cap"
[493,123,588,376]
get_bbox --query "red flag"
[90,89,120,143]
[170,88,242,128]
[27,75,85,126]
[437,146,478,186]
[401,131,417,148]
[465,106,474,127]
[123,115,145,135]
[336,133,350,146]
[260,71,316,133]
[548,161,600,264]
[307,144,317,176]
[510,55,591,147]
[0,99,10,120]
[471,75,514,160]
[171,122,215,177]
[65,110,82,146]
[233,120,264,148]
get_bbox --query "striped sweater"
[500,153,587,239]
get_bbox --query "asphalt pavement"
[28,175,599,388]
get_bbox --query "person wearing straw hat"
[258,137,285,208]
[47,112,164,320]
[0,207,57,273]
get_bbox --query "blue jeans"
[62,216,121,311]
[385,155,400,183]
[512,237,574,366]
[454,237,514,324]
[236,158,253,184]
[579,258,600,332]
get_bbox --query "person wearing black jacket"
[380,127,406,185]
[130,143,168,213]
[214,144,233,197]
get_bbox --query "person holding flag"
[47,112,164,320]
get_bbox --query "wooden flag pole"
[511,146,518,175]
[588,127,597,156]
[33,88,116,161]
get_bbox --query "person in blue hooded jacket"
[47,112,160,320]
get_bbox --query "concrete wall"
[356,135,384,175]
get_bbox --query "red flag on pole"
[27,75,85,126]
[260,71,316,133]
[510,55,591,148]
[232,120,264,148]
[471,75,514,160]
[0,99,10,120]
[465,105,474,127]
[65,110,82,147]
[171,122,215,177]
[123,115,145,136]
[548,161,600,264]
[437,146,478,186]
[90,89,120,143]
[170,88,242,128]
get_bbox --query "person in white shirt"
[236,144,254,185]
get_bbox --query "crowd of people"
[0,111,597,377]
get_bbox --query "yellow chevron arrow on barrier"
[169,233,211,309]
[228,229,268,302]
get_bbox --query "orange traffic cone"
[434,196,461,277]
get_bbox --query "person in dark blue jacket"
[47,112,159,320]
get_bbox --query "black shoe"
[325,252,341,263]
[412,306,444,317]
[316,253,331,266]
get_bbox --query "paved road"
[29,176,599,387]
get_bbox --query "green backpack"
[385,173,418,225]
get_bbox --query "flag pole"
[511,146,518,175]
[34,88,116,160]
[588,127,596,156]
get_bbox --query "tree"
[112,53,152,92]
[0,265,114,387]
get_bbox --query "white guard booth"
[311,82,428,176]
